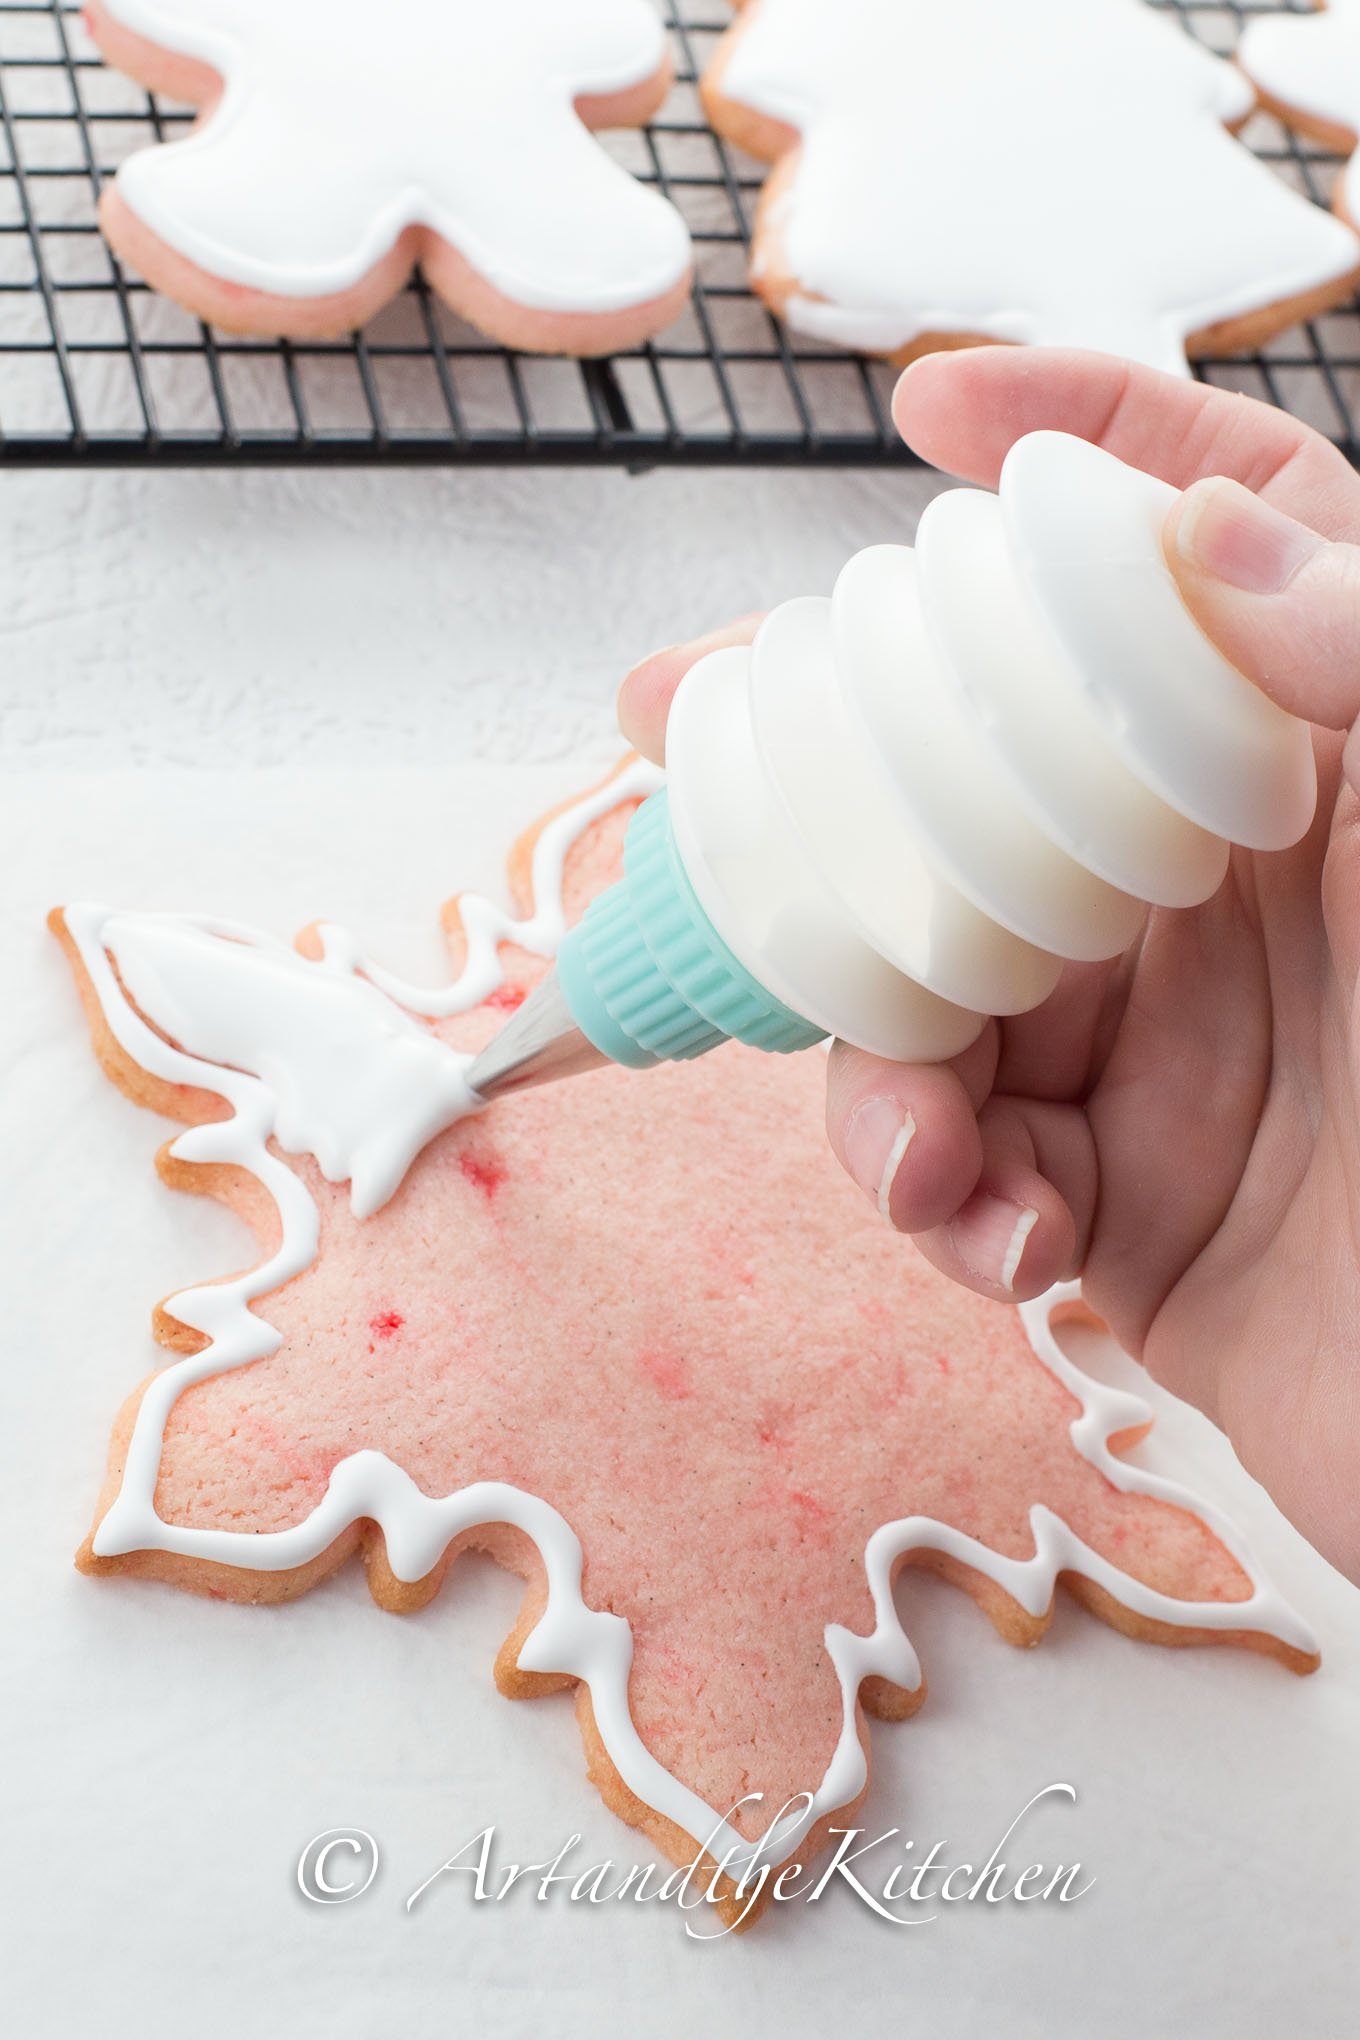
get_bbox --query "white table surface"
[3,463,1358,2038]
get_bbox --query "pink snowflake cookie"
[702,0,1360,376]
[51,761,1317,1929]
[85,0,692,349]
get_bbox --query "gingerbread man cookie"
[51,762,1317,1928]
[87,0,693,348]
[702,0,1360,375]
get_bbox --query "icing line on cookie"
[63,760,1317,1877]
[714,0,1360,375]
[94,0,691,310]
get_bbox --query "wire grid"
[0,0,1357,465]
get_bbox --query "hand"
[619,348,1360,1582]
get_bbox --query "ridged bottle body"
[564,430,1316,1068]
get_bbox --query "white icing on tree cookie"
[708,0,1360,374]
[1241,1,1360,222]
[94,0,691,315]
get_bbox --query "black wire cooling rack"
[0,0,1358,466]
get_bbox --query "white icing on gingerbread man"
[93,0,691,318]
[1241,1,1360,223]
[709,0,1360,375]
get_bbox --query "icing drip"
[62,758,1317,1878]
[102,915,481,1218]
[711,0,1360,374]
[94,0,691,311]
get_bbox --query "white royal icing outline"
[93,0,692,313]
[62,759,1317,1878]
[1241,0,1360,224]
[710,0,1360,376]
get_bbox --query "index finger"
[617,613,763,762]
[892,347,1360,539]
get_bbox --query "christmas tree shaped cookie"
[86,0,692,348]
[702,0,1360,374]
[50,762,1317,1928]
[1241,1,1360,228]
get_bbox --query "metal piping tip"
[465,967,612,1100]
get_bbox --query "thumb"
[1163,476,1360,733]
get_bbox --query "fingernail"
[843,1099,916,1223]
[1170,476,1323,595]
[949,1194,1038,1293]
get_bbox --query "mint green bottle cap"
[555,789,825,1070]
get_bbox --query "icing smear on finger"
[57,758,1318,1888]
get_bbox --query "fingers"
[991,955,1125,1103]
[917,1096,1090,1303]
[1164,477,1360,735]
[826,1037,1095,1303]
[826,1037,988,1231]
[891,347,1360,536]
[617,614,764,763]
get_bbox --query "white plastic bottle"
[486,431,1317,1085]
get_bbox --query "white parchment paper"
[3,763,1357,2039]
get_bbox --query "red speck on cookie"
[638,1346,693,1401]
[459,1149,508,1201]
[484,982,528,1013]
[755,1402,794,1450]
[367,1309,405,1353]
[790,1489,829,1526]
